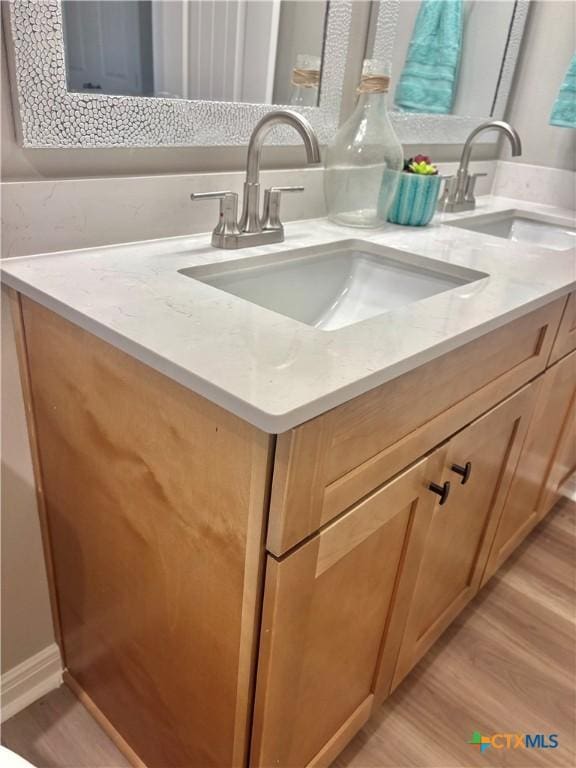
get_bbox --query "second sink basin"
[180,239,487,331]
[447,209,576,251]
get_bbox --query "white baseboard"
[1,644,63,723]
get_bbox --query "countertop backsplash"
[2,160,572,261]
[1,161,496,259]
[492,161,576,210]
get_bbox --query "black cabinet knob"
[451,461,472,484]
[429,480,451,506]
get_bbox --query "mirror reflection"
[62,0,328,106]
[367,0,517,117]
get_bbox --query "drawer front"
[251,450,445,768]
[549,291,576,364]
[268,299,565,556]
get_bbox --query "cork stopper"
[357,75,390,94]
[291,54,321,88]
[356,58,391,94]
[291,68,321,88]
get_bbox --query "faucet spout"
[245,109,321,185]
[240,109,321,232]
[460,120,522,176]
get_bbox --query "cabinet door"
[483,352,576,583]
[390,384,537,690]
[549,291,576,364]
[251,449,445,768]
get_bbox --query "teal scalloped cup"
[384,171,442,226]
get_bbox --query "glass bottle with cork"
[289,54,321,107]
[324,60,403,227]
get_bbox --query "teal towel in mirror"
[395,0,463,115]
[550,53,576,128]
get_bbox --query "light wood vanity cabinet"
[11,291,574,768]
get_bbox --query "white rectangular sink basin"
[448,210,576,251]
[179,239,487,331]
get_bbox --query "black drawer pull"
[451,461,472,485]
[429,480,451,505]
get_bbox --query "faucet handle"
[261,186,304,231]
[190,191,241,243]
[438,175,458,209]
[464,173,488,203]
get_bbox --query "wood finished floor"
[2,499,575,768]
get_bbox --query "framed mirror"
[3,0,352,147]
[4,0,529,149]
[369,0,530,143]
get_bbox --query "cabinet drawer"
[268,299,565,555]
[549,291,576,364]
[251,449,445,768]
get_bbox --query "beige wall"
[501,0,576,171]
[1,292,55,673]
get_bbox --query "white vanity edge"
[2,195,574,434]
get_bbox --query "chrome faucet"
[439,121,522,213]
[191,110,321,249]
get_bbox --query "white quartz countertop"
[2,196,575,433]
